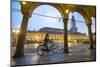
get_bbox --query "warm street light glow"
[35,36,39,40]
[68,36,71,40]
[66,10,69,13]
[12,29,16,33]
[16,30,20,33]
[34,43,39,48]
[12,29,20,44]
[22,2,27,5]
[12,29,20,33]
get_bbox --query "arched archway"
[68,11,88,44]
[65,5,95,49]
[28,4,63,30]
[13,2,69,58]
[26,4,64,50]
[13,2,95,58]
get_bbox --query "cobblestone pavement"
[11,43,96,66]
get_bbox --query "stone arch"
[13,2,96,58]
[13,2,67,58]
[66,7,91,24]
[65,5,95,49]
[21,2,66,19]
[31,3,65,19]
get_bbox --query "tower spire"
[70,15,77,33]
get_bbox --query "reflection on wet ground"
[11,43,96,66]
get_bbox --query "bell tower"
[70,15,77,33]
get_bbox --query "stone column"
[87,23,94,49]
[63,18,69,53]
[13,13,30,58]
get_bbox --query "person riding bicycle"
[37,33,58,55]
[43,33,50,51]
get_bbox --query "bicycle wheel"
[37,45,48,56]
[51,44,58,52]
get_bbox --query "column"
[87,23,94,49]
[13,13,30,58]
[63,18,69,53]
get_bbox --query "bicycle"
[37,41,59,56]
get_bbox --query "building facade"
[25,27,90,43]
[12,16,95,44]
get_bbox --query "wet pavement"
[11,43,96,66]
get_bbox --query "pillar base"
[63,49,69,53]
[90,46,94,49]
[89,43,94,49]
[13,53,24,58]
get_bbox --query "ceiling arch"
[20,2,96,24]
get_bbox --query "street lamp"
[22,2,27,5]
[66,10,69,13]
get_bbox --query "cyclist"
[37,33,58,55]
[43,33,50,51]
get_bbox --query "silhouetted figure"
[43,33,49,51]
